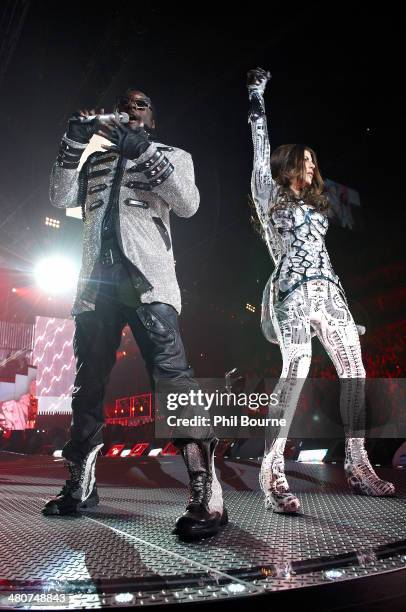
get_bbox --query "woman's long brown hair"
[270,144,329,213]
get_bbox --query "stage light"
[148,448,162,456]
[297,449,328,463]
[324,569,344,580]
[106,444,125,457]
[115,593,134,604]
[246,303,256,313]
[45,217,60,229]
[11,288,17,293]
[34,256,79,294]
[129,443,149,457]
[161,442,179,456]
[227,584,246,594]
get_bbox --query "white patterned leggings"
[266,279,366,454]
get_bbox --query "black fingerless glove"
[66,114,101,144]
[247,67,270,122]
[56,115,102,169]
[105,124,150,159]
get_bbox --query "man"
[43,89,227,539]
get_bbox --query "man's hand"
[247,68,271,95]
[66,108,104,144]
[97,119,150,159]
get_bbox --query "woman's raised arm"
[247,68,278,225]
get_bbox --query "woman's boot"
[344,438,395,496]
[260,438,301,513]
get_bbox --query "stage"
[0,452,406,610]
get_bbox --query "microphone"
[225,367,238,394]
[77,112,130,124]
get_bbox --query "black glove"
[66,113,102,144]
[99,122,150,159]
[247,67,271,94]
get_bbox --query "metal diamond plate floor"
[1,453,406,609]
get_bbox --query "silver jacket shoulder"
[50,138,200,217]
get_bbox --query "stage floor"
[0,452,406,609]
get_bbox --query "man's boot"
[174,439,228,540]
[57,481,99,509]
[42,444,103,516]
[344,438,395,496]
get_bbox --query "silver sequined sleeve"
[150,147,200,218]
[49,166,81,208]
[248,89,281,266]
[249,91,278,224]
[49,135,88,208]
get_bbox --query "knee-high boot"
[174,438,228,540]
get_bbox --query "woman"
[247,67,395,513]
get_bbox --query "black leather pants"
[62,261,206,463]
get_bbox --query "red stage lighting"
[129,442,150,457]
[105,444,125,458]
[161,442,179,456]
[114,393,152,420]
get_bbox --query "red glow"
[106,444,125,457]
[129,442,149,457]
[114,393,152,418]
[161,442,179,456]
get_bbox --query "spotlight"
[45,217,60,229]
[129,443,149,457]
[246,303,256,313]
[115,593,134,604]
[297,449,328,462]
[34,256,79,294]
[106,444,125,457]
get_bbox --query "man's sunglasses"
[118,97,152,110]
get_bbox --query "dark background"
[0,2,405,387]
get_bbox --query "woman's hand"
[247,68,271,95]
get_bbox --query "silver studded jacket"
[50,135,200,315]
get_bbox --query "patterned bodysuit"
[248,74,394,510]
[248,85,366,462]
